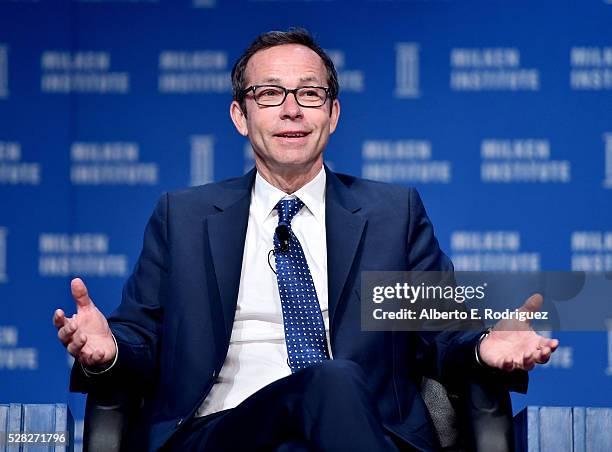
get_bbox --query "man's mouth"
[274,131,311,139]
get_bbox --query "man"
[54,29,557,451]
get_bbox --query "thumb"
[518,293,543,314]
[71,278,94,309]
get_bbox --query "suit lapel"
[206,169,255,340]
[205,167,366,343]
[325,167,367,333]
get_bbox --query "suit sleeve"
[70,194,169,392]
[406,188,528,393]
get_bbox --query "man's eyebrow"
[261,77,282,84]
[257,76,323,85]
[299,76,321,84]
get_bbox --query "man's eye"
[260,89,281,97]
[303,90,318,97]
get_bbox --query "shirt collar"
[252,166,326,224]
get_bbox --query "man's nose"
[279,92,303,119]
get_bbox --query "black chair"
[83,376,515,452]
[420,377,514,451]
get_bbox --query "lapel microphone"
[268,225,291,274]
[275,225,290,253]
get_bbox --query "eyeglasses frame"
[240,84,331,108]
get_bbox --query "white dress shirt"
[197,167,330,417]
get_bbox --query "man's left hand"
[479,294,559,371]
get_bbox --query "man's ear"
[230,101,248,137]
[328,99,340,135]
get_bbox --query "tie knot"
[276,198,304,226]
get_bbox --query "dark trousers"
[167,359,412,451]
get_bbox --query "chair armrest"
[422,376,514,452]
[83,389,142,452]
[463,378,514,452]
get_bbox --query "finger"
[502,357,514,372]
[534,347,550,364]
[57,318,78,346]
[93,349,106,364]
[538,337,559,352]
[82,348,105,367]
[522,352,535,371]
[535,346,552,364]
[518,293,543,314]
[67,333,87,357]
[81,349,94,367]
[53,309,66,329]
[71,278,93,309]
[73,331,87,349]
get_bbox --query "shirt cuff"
[80,332,118,377]
[474,327,492,367]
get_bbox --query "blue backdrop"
[1,0,611,447]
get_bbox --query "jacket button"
[176,418,183,427]
[212,370,217,378]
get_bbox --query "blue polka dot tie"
[274,198,330,373]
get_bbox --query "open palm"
[479,294,558,371]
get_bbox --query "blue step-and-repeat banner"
[1,0,611,445]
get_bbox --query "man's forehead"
[245,44,327,84]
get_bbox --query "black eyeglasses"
[241,85,330,107]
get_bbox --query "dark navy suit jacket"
[71,167,524,451]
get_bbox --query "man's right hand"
[53,278,116,369]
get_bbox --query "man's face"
[230,44,340,175]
